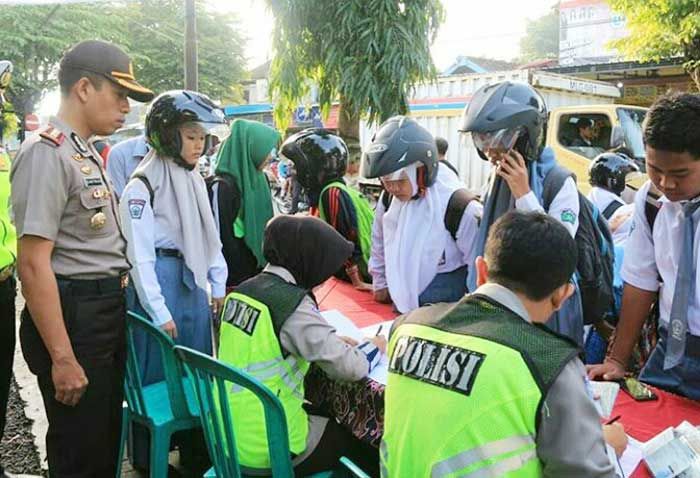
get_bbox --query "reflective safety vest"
[218,272,310,468]
[318,181,374,278]
[382,295,580,478]
[0,149,16,270]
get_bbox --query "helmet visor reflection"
[471,127,523,153]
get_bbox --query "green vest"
[218,272,310,468]
[318,181,374,278]
[0,149,16,270]
[382,295,579,478]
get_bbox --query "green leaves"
[609,0,700,89]
[519,5,559,62]
[0,0,246,118]
[265,0,444,132]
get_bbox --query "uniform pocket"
[77,187,115,238]
[68,291,126,367]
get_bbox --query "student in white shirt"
[364,116,482,314]
[120,90,228,380]
[587,152,639,245]
[459,81,584,344]
[588,93,700,400]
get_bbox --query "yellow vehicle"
[547,104,648,194]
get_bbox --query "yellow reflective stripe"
[431,435,535,478]
[230,355,305,398]
[462,449,538,478]
[380,440,389,478]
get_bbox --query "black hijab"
[263,215,354,289]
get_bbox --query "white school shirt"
[120,179,228,326]
[622,181,700,334]
[368,196,483,291]
[588,186,634,244]
[514,176,580,237]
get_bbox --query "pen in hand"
[375,325,384,337]
[605,415,622,425]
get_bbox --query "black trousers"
[0,277,16,466]
[20,277,126,478]
[294,418,380,478]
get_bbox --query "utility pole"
[184,0,198,90]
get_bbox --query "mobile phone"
[620,377,658,401]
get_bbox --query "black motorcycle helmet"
[364,115,438,187]
[458,81,547,161]
[589,152,640,196]
[145,90,227,170]
[279,128,348,192]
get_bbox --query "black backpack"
[543,166,615,326]
[379,189,478,241]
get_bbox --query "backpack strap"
[132,173,154,208]
[602,200,624,220]
[444,189,477,241]
[380,190,393,211]
[542,165,575,212]
[644,189,661,236]
[440,159,459,177]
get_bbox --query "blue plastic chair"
[116,312,203,477]
[174,346,370,478]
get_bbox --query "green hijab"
[214,119,280,267]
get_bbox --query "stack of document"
[642,422,700,477]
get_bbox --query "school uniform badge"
[128,199,146,219]
[560,209,576,224]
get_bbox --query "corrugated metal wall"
[360,70,616,192]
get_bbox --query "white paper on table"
[644,427,677,457]
[618,438,645,477]
[361,321,394,385]
[590,381,620,418]
[320,310,364,342]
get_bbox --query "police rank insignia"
[128,199,146,219]
[72,154,84,162]
[389,336,485,396]
[80,165,92,175]
[560,209,576,225]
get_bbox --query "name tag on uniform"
[222,299,261,336]
[83,177,104,188]
[389,336,485,396]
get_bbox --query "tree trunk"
[337,98,362,177]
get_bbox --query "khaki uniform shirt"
[11,116,129,279]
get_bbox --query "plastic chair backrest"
[124,311,193,420]
[174,345,294,478]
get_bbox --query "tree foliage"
[0,0,247,119]
[609,0,700,89]
[519,5,560,62]
[265,0,444,136]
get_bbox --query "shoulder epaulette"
[39,125,65,147]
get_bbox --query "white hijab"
[383,162,464,313]
[132,150,222,291]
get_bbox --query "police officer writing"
[382,211,624,477]
[11,40,153,477]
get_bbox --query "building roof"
[442,56,517,75]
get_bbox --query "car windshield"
[618,108,646,162]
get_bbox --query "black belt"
[55,273,128,296]
[155,248,183,258]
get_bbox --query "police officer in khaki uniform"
[11,40,153,477]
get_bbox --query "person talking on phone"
[459,81,584,345]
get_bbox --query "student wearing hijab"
[208,119,280,288]
[119,90,228,470]
[459,81,584,345]
[218,215,385,476]
[364,116,482,314]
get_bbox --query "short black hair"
[577,118,594,130]
[435,137,448,155]
[58,59,104,97]
[644,93,700,159]
[485,211,577,300]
